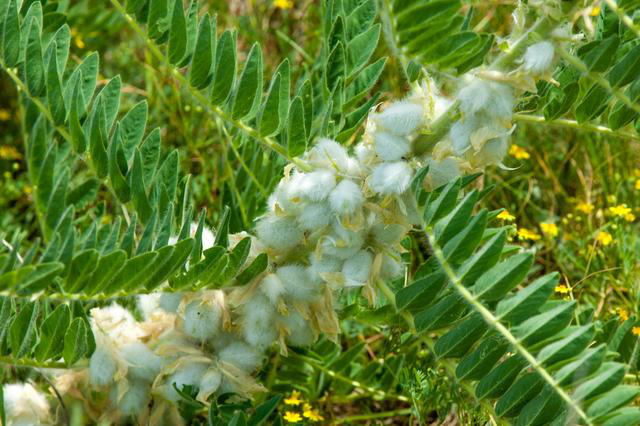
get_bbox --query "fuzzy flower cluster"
[6,38,559,424]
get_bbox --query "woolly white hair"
[165,361,209,402]
[182,300,221,341]
[137,294,161,320]
[370,222,407,246]
[199,368,222,397]
[3,383,51,425]
[355,143,377,167]
[329,179,364,215]
[457,78,514,119]
[218,341,263,372]
[426,157,462,189]
[523,40,555,74]
[296,202,332,230]
[260,273,286,305]
[468,136,508,167]
[90,303,143,346]
[276,264,320,302]
[159,292,183,313]
[119,342,164,382]
[342,250,373,286]
[111,380,150,416]
[373,101,424,136]
[297,169,337,202]
[255,216,304,250]
[321,221,365,259]
[307,138,350,171]
[369,161,413,194]
[241,295,278,348]
[374,131,411,161]
[449,116,479,155]
[268,179,302,214]
[89,346,117,386]
[308,251,344,281]
[279,310,315,347]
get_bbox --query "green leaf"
[287,96,306,157]
[65,249,99,293]
[414,293,466,332]
[456,335,508,381]
[66,178,99,209]
[104,251,159,294]
[456,230,507,286]
[69,74,87,153]
[325,42,346,92]
[46,42,66,125]
[346,24,380,76]
[575,84,610,123]
[140,127,161,186]
[475,355,528,399]
[63,317,90,366]
[571,362,625,402]
[609,44,640,88]
[235,253,268,285]
[515,385,563,426]
[25,16,45,96]
[120,100,148,162]
[396,272,447,312]
[231,42,263,120]
[96,75,122,132]
[34,303,70,362]
[496,273,558,324]
[130,149,153,223]
[109,126,132,203]
[9,301,39,358]
[472,252,533,301]
[579,35,619,72]
[248,395,282,426]
[148,0,169,40]
[89,100,109,178]
[168,0,187,64]
[602,408,640,426]
[44,169,69,233]
[90,249,127,295]
[587,385,640,419]
[2,0,20,66]
[434,189,478,245]
[424,180,461,225]
[434,312,488,358]
[537,324,595,367]
[495,372,544,418]
[257,72,282,136]
[554,344,606,386]
[190,13,214,89]
[68,52,99,112]
[210,30,236,105]
[330,342,365,373]
[512,301,575,346]
[36,145,55,208]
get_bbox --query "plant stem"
[513,113,640,141]
[0,355,67,369]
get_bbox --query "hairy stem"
[513,113,640,141]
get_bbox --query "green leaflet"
[231,42,263,120]
[167,0,186,65]
[1,0,20,66]
[189,13,214,89]
[25,16,45,96]
[287,96,306,157]
[9,301,39,358]
[257,72,282,137]
[63,317,91,366]
[45,43,66,125]
[210,30,236,105]
[34,304,70,362]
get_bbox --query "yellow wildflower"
[275,0,294,9]
[590,5,600,16]
[497,210,515,221]
[625,213,636,222]
[517,228,541,241]
[636,179,640,190]
[618,308,629,322]
[596,231,613,246]
[508,144,530,160]
[0,109,10,121]
[70,28,85,49]
[0,145,21,160]
[576,202,594,214]
[540,222,558,238]
[284,390,303,406]
[609,204,632,218]
[555,285,570,294]
[303,408,324,422]
[284,411,302,423]
[633,327,640,336]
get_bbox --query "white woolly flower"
[182,300,221,341]
[457,78,514,119]
[111,380,150,416]
[119,342,163,382]
[369,161,413,194]
[320,221,365,259]
[159,292,182,313]
[297,202,332,230]
[256,216,304,250]
[307,138,350,171]
[467,136,508,168]
[355,143,377,167]
[165,361,209,402]
[523,41,555,74]
[372,101,424,136]
[449,116,479,155]
[89,346,117,386]
[279,310,315,347]
[241,295,278,348]
[342,250,373,286]
[199,368,222,399]
[276,264,320,302]
[329,179,364,215]
[370,222,407,246]
[91,303,144,346]
[260,273,286,305]
[3,383,51,426]
[426,157,462,189]
[218,341,263,372]
[374,131,411,161]
[308,251,343,282]
[137,294,161,320]
[297,169,336,202]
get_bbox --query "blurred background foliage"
[3,0,640,424]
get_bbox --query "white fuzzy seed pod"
[241,295,277,348]
[276,264,320,302]
[370,222,407,246]
[308,138,350,171]
[373,101,424,136]
[256,216,304,251]
[369,161,413,194]
[199,368,222,398]
[458,79,514,119]
[89,346,117,386]
[159,292,182,313]
[355,143,377,168]
[320,221,365,260]
[119,342,164,382]
[329,179,364,215]
[3,383,51,425]
[297,202,332,231]
[297,170,337,202]
[260,273,286,305]
[137,294,161,320]
[523,40,555,74]
[218,341,263,373]
[165,361,209,402]
[182,300,221,341]
[374,131,411,161]
[342,250,373,286]
[308,252,343,282]
[112,380,150,416]
[449,116,479,155]
[279,310,315,347]
[426,157,462,189]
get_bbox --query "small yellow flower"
[590,5,600,16]
[555,284,570,294]
[0,145,21,160]
[635,179,640,190]
[596,231,613,246]
[303,408,324,422]
[0,109,10,121]
[275,0,294,9]
[508,144,530,160]
[497,210,515,221]
[540,222,558,238]
[517,228,541,241]
[617,308,629,322]
[632,327,640,336]
[609,204,632,218]
[625,213,636,222]
[284,411,302,423]
[70,28,85,49]
[284,390,303,406]
[576,202,594,214]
